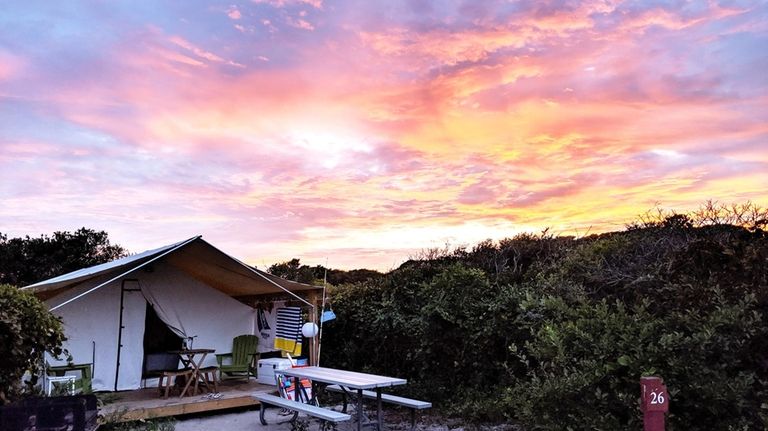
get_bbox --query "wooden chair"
[199,366,219,393]
[215,334,259,380]
[158,368,194,399]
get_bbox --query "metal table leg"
[357,388,364,431]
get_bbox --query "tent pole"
[114,283,127,391]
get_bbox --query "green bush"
[503,223,768,430]
[324,262,527,420]
[505,291,767,430]
[0,283,66,404]
[323,208,768,429]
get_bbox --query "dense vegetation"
[0,228,125,286]
[4,203,767,429]
[0,284,66,404]
[317,203,768,430]
[0,228,122,404]
[268,258,383,285]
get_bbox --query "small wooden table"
[168,348,215,397]
[279,366,406,431]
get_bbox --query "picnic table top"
[278,366,407,390]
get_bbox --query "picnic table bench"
[253,393,351,425]
[325,384,431,429]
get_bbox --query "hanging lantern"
[302,322,319,338]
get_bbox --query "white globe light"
[302,322,319,338]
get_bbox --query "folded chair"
[215,334,259,380]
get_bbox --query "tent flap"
[140,280,188,339]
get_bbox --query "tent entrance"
[115,280,147,391]
[142,303,183,378]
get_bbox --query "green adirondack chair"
[46,362,92,393]
[215,334,259,380]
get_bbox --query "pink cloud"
[227,5,242,20]
[168,35,245,67]
[614,2,748,34]
[287,16,315,31]
[0,49,24,80]
[252,0,322,9]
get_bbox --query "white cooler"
[257,358,293,386]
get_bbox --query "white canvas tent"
[23,236,321,392]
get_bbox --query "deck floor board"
[100,379,274,422]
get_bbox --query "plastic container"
[256,358,293,386]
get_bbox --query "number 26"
[650,391,665,404]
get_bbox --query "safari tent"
[22,236,321,391]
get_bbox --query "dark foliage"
[268,258,318,284]
[267,258,383,285]
[325,268,384,286]
[0,228,125,287]
[0,284,66,404]
[323,203,768,429]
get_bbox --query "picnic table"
[279,366,407,431]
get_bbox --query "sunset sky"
[1,1,766,270]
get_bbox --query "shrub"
[324,209,768,428]
[324,263,528,420]
[504,291,767,430]
[0,284,66,404]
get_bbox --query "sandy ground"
[173,405,521,431]
[174,407,447,431]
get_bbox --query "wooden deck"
[100,379,274,422]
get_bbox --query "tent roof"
[23,236,321,300]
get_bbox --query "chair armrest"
[247,353,260,371]
[215,353,233,366]
[47,363,92,378]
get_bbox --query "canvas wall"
[46,261,255,391]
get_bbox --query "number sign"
[641,376,669,413]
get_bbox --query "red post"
[640,376,669,431]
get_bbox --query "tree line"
[0,228,125,287]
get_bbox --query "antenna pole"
[317,258,328,366]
